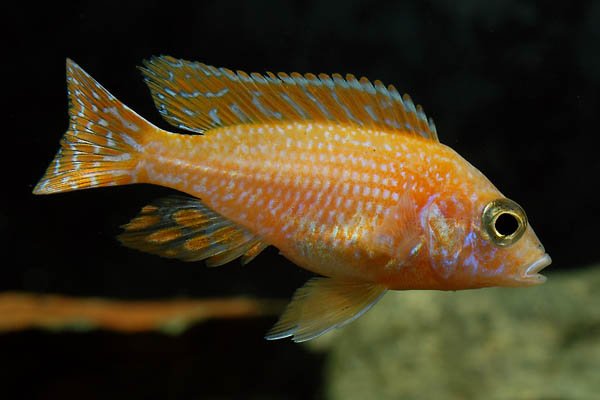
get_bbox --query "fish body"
[34,57,550,341]
[123,122,513,290]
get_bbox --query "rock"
[309,268,600,399]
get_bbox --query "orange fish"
[34,57,551,342]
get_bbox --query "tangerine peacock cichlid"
[33,57,551,342]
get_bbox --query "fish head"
[422,191,550,289]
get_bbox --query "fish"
[33,57,551,342]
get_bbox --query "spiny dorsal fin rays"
[140,55,439,141]
[118,195,268,266]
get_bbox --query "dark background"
[3,1,600,398]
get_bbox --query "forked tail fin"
[33,59,157,194]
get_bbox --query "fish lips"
[516,253,552,285]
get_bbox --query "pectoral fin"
[369,191,424,267]
[265,278,387,342]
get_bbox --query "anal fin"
[118,195,268,265]
[265,278,387,342]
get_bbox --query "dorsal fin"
[140,56,439,141]
[118,196,268,266]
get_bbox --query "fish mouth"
[517,253,552,285]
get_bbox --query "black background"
[3,1,600,398]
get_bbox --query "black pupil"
[495,213,519,236]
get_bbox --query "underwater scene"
[3,1,600,398]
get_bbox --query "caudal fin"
[33,59,157,194]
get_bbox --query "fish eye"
[482,198,528,247]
